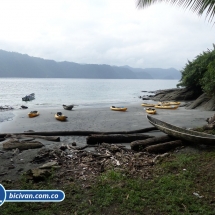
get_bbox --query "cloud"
[0,0,214,70]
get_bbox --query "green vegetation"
[2,150,215,214]
[177,45,215,95]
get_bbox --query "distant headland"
[0,49,181,79]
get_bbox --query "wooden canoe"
[55,112,68,121]
[146,108,156,114]
[141,103,155,107]
[146,115,215,145]
[28,111,39,118]
[110,106,127,111]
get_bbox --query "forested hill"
[0,49,181,79]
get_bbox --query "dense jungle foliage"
[177,44,215,95]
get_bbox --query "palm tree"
[137,0,215,22]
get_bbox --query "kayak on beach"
[28,111,39,118]
[55,112,68,121]
[146,108,156,114]
[110,106,127,111]
[154,105,178,109]
[141,103,155,107]
[158,101,180,106]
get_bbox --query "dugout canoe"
[146,115,215,145]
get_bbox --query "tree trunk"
[87,133,153,145]
[130,135,174,151]
[145,140,183,153]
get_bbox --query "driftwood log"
[130,135,175,151]
[0,127,158,137]
[145,140,183,153]
[3,139,44,150]
[87,134,153,145]
[6,135,61,142]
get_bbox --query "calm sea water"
[0,78,179,109]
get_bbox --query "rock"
[151,87,202,101]
[148,87,215,111]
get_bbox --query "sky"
[0,0,214,70]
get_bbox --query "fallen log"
[3,139,44,150]
[87,133,153,145]
[18,135,60,142]
[145,140,183,154]
[130,135,174,151]
[0,127,158,137]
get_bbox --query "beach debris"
[152,153,170,164]
[39,161,60,169]
[27,143,157,182]
[131,135,175,151]
[86,133,153,145]
[193,192,204,198]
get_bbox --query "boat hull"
[147,115,215,145]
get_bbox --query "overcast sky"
[0,0,214,70]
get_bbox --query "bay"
[0,78,179,109]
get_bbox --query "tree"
[137,0,215,22]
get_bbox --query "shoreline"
[0,101,213,134]
[0,100,213,182]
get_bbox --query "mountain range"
[0,49,181,79]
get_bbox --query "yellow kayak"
[158,101,180,106]
[28,111,39,118]
[169,101,180,105]
[110,106,127,111]
[141,103,155,107]
[146,108,156,114]
[55,112,68,121]
[155,105,178,110]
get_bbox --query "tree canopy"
[177,44,215,95]
[137,0,215,22]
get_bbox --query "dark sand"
[0,102,213,181]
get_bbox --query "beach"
[0,102,213,182]
[0,102,213,134]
